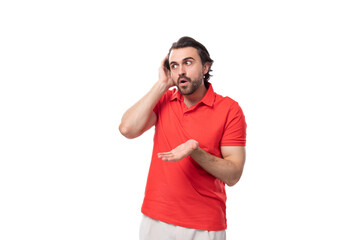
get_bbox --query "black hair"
[165,36,214,88]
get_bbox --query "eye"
[185,60,192,65]
[171,64,178,69]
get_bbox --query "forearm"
[190,146,244,186]
[157,139,245,186]
[119,81,168,138]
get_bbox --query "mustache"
[177,75,191,82]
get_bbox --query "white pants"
[140,215,226,240]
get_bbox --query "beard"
[176,75,203,95]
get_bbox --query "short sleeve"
[153,98,161,116]
[220,102,247,146]
[153,89,174,116]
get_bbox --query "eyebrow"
[170,57,195,65]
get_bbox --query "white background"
[1,0,359,239]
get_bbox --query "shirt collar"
[170,83,216,107]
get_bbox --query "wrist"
[189,139,199,153]
[154,80,171,94]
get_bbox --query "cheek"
[170,71,176,80]
[170,68,178,75]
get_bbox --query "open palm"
[158,139,199,162]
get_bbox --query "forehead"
[169,47,200,62]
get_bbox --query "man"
[119,36,247,240]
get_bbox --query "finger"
[161,56,169,70]
[158,152,173,157]
[158,152,171,155]
[162,157,178,162]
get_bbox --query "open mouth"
[179,79,189,87]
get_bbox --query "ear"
[203,62,211,75]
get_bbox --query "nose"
[178,64,186,75]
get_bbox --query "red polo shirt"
[141,84,246,231]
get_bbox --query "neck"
[183,83,207,108]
